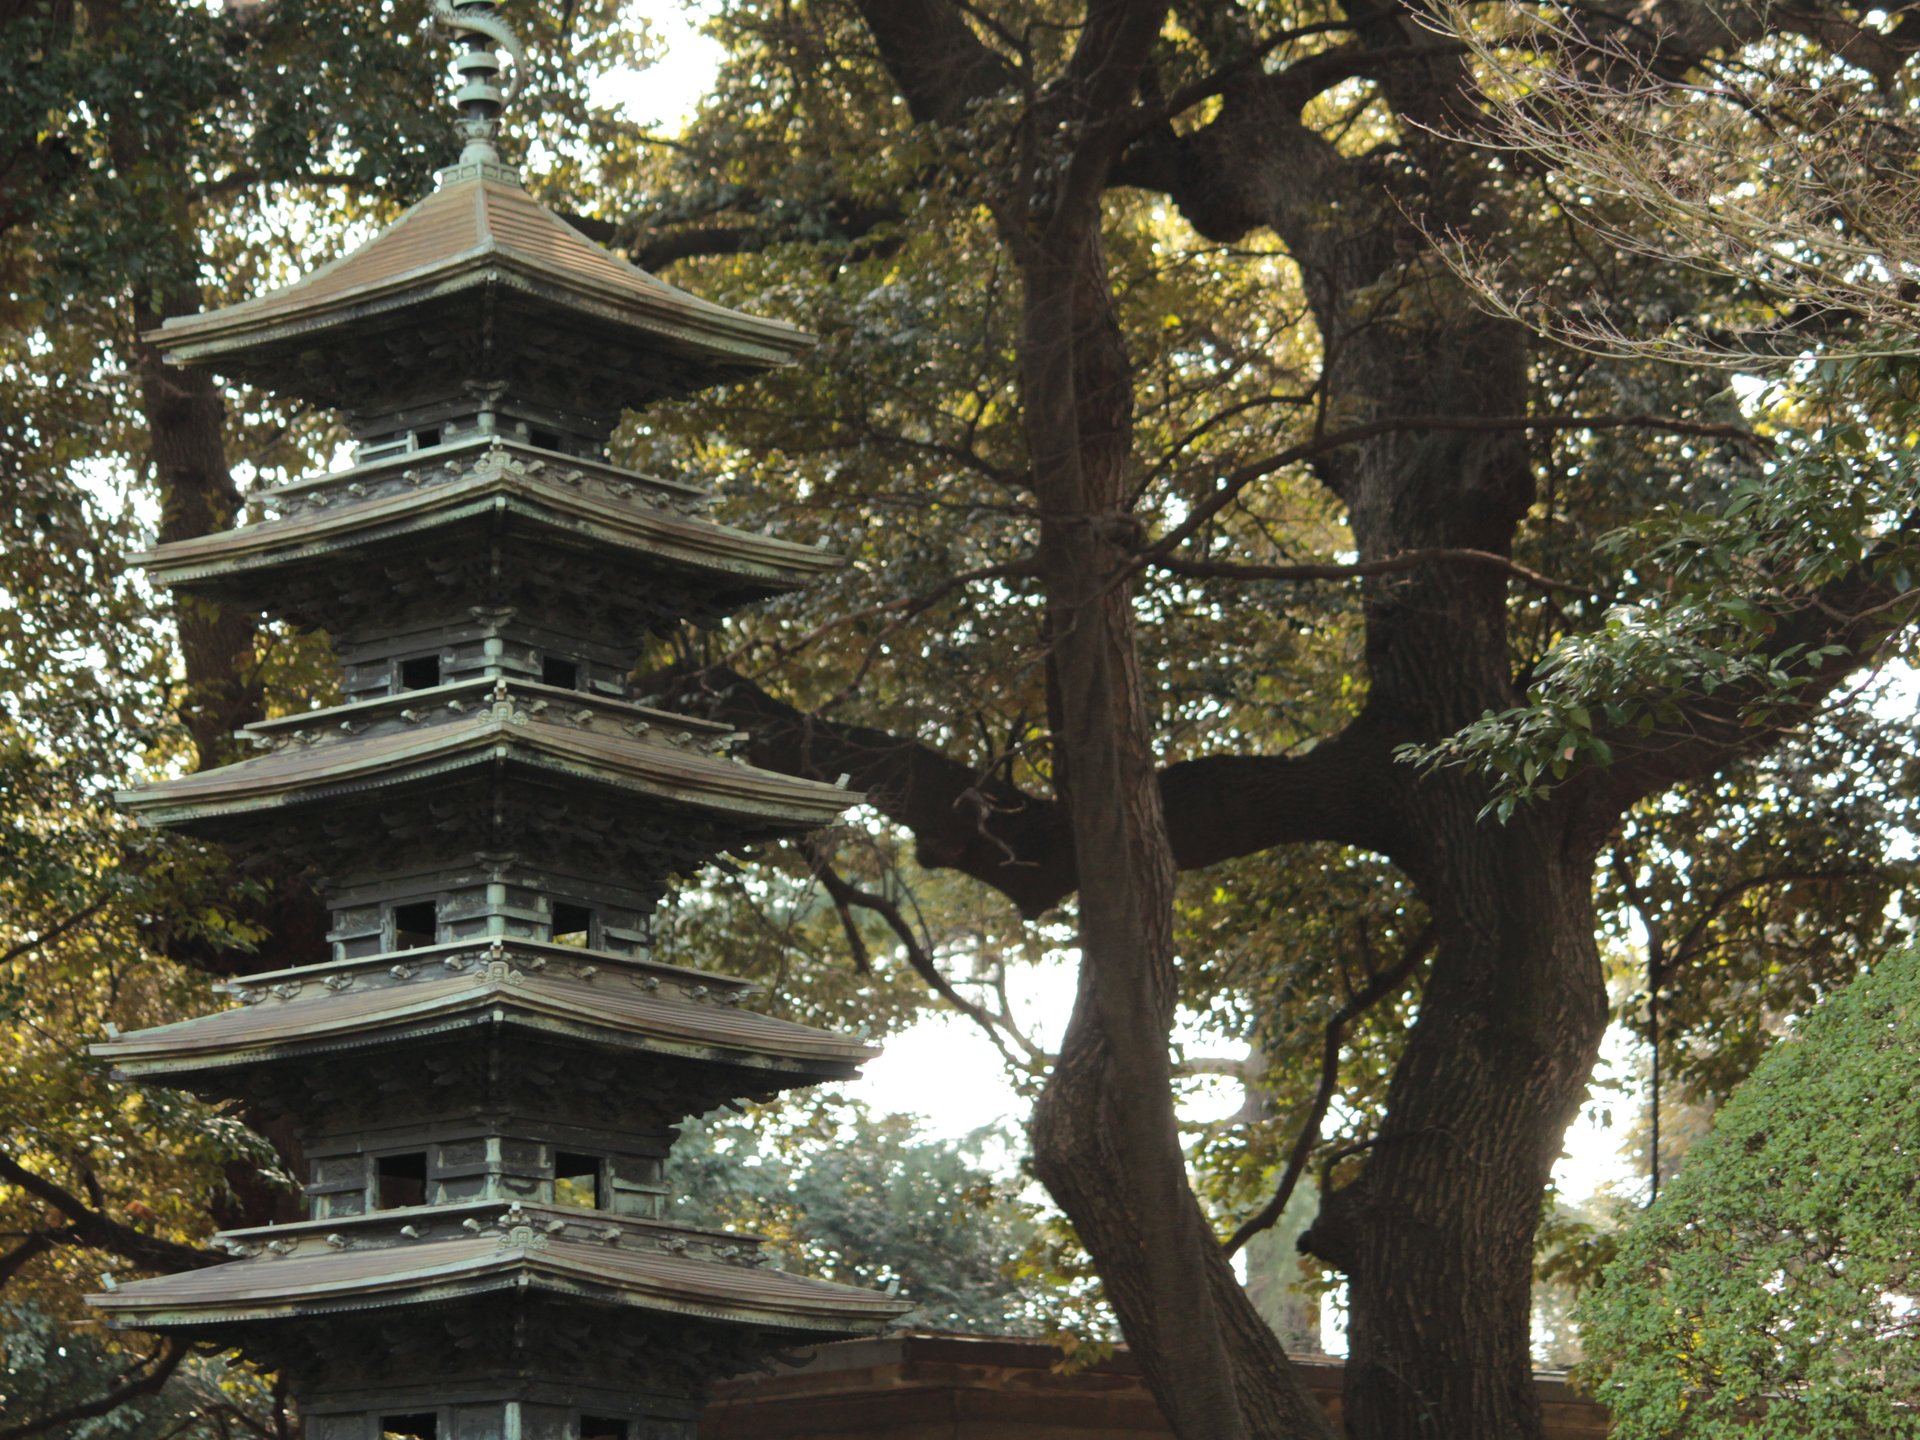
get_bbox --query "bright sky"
[588,5,726,127]
[847,963,1638,1197]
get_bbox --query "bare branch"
[0,1229,70,1287]
[0,898,109,967]
[1223,924,1433,1258]
[799,838,1046,1068]
[1154,546,1580,594]
[1133,411,1761,572]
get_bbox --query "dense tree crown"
[1580,943,1920,1439]
[4,2,1919,1439]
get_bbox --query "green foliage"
[1602,696,1920,1107]
[0,734,287,1317]
[667,1101,1070,1335]
[1579,943,1920,1438]
[0,1303,280,1440]
[1404,358,1920,821]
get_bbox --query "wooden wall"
[702,1333,1611,1439]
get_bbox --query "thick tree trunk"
[129,292,262,770]
[1018,205,1333,1440]
[1229,91,1618,1434]
[1303,799,1610,1438]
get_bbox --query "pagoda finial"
[433,0,525,167]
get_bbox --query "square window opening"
[551,903,592,948]
[415,427,441,449]
[376,1152,428,1210]
[382,1415,437,1440]
[392,901,437,951]
[554,1153,601,1209]
[541,655,580,690]
[398,655,440,691]
[579,1417,627,1440]
[530,428,562,450]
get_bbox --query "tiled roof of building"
[94,967,874,1075]
[92,1235,909,1331]
[135,442,837,597]
[154,174,813,373]
[119,708,857,831]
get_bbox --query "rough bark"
[128,289,262,771]
[1302,797,1610,1438]
[994,7,1338,1436]
[657,664,1401,918]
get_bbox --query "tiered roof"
[155,171,813,416]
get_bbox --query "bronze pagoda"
[87,8,907,1436]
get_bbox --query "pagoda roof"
[135,437,837,617]
[118,697,854,835]
[152,173,814,407]
[92,959,874,1085]
[89,1232,907,1334]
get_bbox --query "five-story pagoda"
[86,7,908,1436]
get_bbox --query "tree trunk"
[1017,196,1335,1440]
[1302,798,1610,1438]
[129,290,262,771]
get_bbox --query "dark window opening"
[392,901,437,951]
[530,428,562,450]
[551,903,592,948]
[398,655,441,691]
[415,427,441,449]
[555,1153,601,1209]
[579,1417,627,1440]
[375,1152,429,1210]
[541,655,580,690]
[381,1415,437,1440]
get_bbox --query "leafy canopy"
[1580,942,1920,1438]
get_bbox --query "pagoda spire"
[434,0,525,167]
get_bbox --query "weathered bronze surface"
[151,175,814,420]
[86,8,906,1437]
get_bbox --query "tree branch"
[1595,525,1920,810]
[1134,412,1763,573]
[0,1228,71,1287]
[853,0,1018,125]
[0,1153,223,1272]
[0,1340,186,1440]
[0,898,109,967]
[1153,547,1580,594]
[1660,866,1887,985]
[1222,923,1433,1257]
[799,837,1046,1068]
[655,664,1407,914]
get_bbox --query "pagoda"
[87,8,908,1437]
